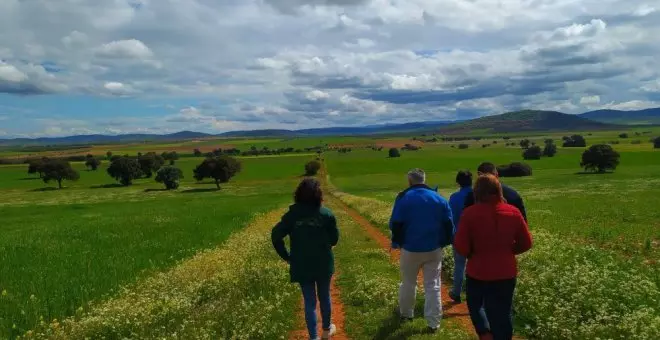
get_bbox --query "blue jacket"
[449,186,473,233]
[389,185,455,252]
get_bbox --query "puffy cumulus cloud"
[1,0,660,135]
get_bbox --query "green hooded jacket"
[271,203,339,283]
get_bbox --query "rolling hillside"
[580,108,660,125]
[438,110,615,134]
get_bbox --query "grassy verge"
[18,209,300,339]
[332,193,660,339]
[326,198,472,340]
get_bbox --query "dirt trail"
[329,194,476,336]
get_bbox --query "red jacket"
[454,202,532,281]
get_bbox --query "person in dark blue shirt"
[448,170,473,303]
[389,168,455,332]
[464,162,527,221]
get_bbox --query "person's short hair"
[455,170,473,188]
[294,178,323,207]
[407,168,426,185]
[473,174,504,204]
[477,162,498,176]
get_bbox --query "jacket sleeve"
[513,213,533,255]
[453,208,471,257]
[511,194,528,222]
[389,196,406,248]
[463,191,475,210]
[326,212,339,247]
[441,200,455,246]
[271,213,292,262]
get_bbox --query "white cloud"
[580,95,601,105]
[96,39,154,59]
[0,61,28,82]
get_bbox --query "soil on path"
[330,195,476,336]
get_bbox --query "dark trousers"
[300,277,332,339]
[466,276,516,340]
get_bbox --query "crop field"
[0,129,658,339]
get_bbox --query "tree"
[41,159,80,189]
[543,139,558,157]
[85,155,101,171]
[161,151,179,165]
[619,133,629,139]
[522,146,542,160]
[458,144,469,150]
[27,158,48,178]
[107,157,143,186]
[563,135,587,147]
[138,152,165,178]
[106,151,113,160]
[388,148,401,158]
[193,148,202,157]
[498,162,532,177]
[519,139,531,149]
[193,156,242,189]
[155,166,184,190]
[305,160,322,176]
[654,137,660,149]
[581,144,620,173]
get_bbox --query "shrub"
[543,140,557,157]
[498,162,532,177]
[138,152,165,178]
[401,144,420,151]
[155,166,184,190]
[106,151,113,160]
[654,137,660,149]
[523,146,542,160]
[519,139,531,149]
[458,144,469,150]
[581,144,620,173]
[107,157,143,186]
[193,156,242,189]
[563,135,587,147]
[193,148,202,157]
[85,155,101,171]
[41,159,80,189]
[304,160,322,176]
[619,133,629,138]
[388,148,401,158]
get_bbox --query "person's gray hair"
[407,168,426,185]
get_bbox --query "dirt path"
[329,195,476,336]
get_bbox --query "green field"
[0,130,659,339]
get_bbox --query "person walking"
[454,174,533,340]
[448,170,473,303]
[271,178,339,340]
[389,168,455,332]
[464,162,527,221]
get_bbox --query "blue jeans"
[451,247,467,297]
[300,277,332,339]
[466,276,516,340]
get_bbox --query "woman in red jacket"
[454,174,532,340]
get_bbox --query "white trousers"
[398,248,443,328]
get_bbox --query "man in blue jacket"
[448,170,473,303]
[389,168,455,332]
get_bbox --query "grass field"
[0,129,659,339]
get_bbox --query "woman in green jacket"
[272,178,339,340]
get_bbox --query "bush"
[138,152,165,178]
[458,144,469,150]
[523,146,542,160]
[543,140,557,157]
[388,148,401,158]
[581,144,620,173]
[193,156,242,189]
[563,135,587,147]
[619,133,629,138]
[519,139,531,149]
[401,144,420,151]
[155,166,184,190]
[498,162,532,177]
[107,157,143,186]
[654,137,660,149]
[193,148,202,157]
[85,155,101,171]
[304,160,322,176]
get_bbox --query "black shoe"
[400,317,413,323]
[448,291,462,303]
[426,326,439,334]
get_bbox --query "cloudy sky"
[1,0,659,137]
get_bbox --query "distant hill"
[217,121,455,137]
[579,108,660,125]
[439,110,614,134]
[0,131,214,146]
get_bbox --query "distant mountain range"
[1,108,658,146]
[579,108,660,125]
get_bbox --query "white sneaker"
[322,324,337,339]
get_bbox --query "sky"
[1,0,660,138]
